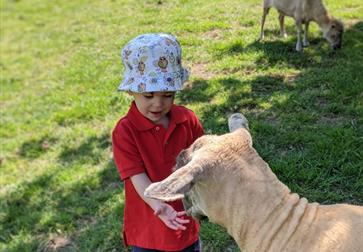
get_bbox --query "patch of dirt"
[284,73,299,85]
[191,63,215,80]
[41,235,74,252]
[232,65,257,76]
[315,96,328,109]
[316,115,347,126]
[202,29,222,40]
[265,113,279,126]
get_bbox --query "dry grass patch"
[191,63,216,80]
[316,115,347,126]
[202,29,223,40]
[41,235,74,252]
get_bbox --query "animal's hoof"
[332,44,341,50]
[228,113,249,132]
[303,40,310,47]
[295,44,303,52]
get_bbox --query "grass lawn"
[1,0,362,251]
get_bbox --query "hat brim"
[117,68,189,93]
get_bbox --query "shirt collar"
[126,101,188,131]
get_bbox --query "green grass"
[1,0,362,251]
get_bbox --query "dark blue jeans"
[132,239,200,252]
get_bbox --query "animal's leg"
[278,12,287,38]
[295,19,303,51]
[303,22,310,47]
[259,7,270,40]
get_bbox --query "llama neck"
[312,3,331,29]
[212,155,318,251]
[224,175,293,249]
[207,154,291,246]
[226,181,318,252]
[245,194,317,252]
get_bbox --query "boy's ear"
[144,163,204,202]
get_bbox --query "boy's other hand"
[153,203,190,230]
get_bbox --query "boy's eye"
[142,93,174,99]
[163,93,175,98]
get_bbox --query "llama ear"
[228,113,249,132]
[144,163,204,202]
[228,113,253,148]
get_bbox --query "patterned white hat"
[118,33,189,93]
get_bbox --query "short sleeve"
[112,121,145,180]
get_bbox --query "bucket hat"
[118,33,189,93]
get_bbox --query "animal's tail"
[228,113,249,132]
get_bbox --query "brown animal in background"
[145,113,363,252]
[259,0,344,51]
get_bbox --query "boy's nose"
[153,98,164,108]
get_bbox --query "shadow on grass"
[215,23,363,70]
[58,133,111,165]
[4,21,362,252]
[181,74,290,133]
[184,22,363,205]
[19,135,58,159]
[1,151,124,251]
[178,79,213,104]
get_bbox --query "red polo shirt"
[112,101,204,251]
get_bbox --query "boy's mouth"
[150,111,162,116]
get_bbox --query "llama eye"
[331,24,336,29]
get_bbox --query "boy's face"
[130,91,175,125]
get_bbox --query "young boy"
[112,33,204,252]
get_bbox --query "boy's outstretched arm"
[130,172,190,230]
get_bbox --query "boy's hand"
[153,202,190,230]
[129,173,190,230]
